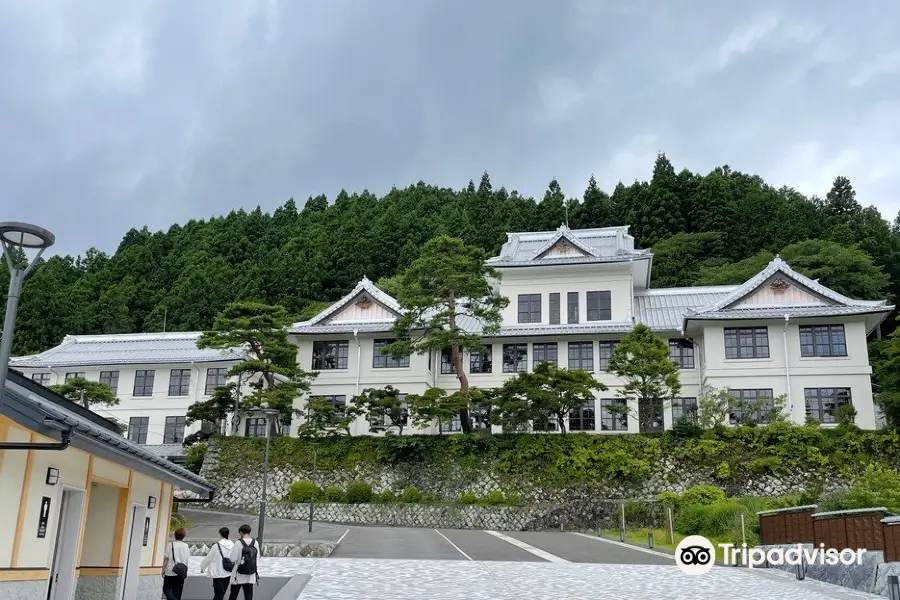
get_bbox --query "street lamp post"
[0,222,55,409]
[255,408,279,555]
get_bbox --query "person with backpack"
[200,527,235,600]
[227,524,260,600]
[161,527,191,600]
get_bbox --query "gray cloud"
[1,0,898,256]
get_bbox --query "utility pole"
[308,444,317,533]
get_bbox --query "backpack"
[217,542,234,572]
[171,542,188,578]
[236,539,258,575]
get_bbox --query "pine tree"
[579,175,612,228]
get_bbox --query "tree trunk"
[81,390,88,410]
[557,411,567,434]
[447,290,471,434]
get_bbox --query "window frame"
[549,293,561,325]
[724,327,770,359]
[168,369,191,397]
[163,415,186,444]
[245,417,268,438]
[672,397,698,424]
[133,370,155,397]
[668,339,695,369]
[567,341,594,372]
[469,345,492,374]
[799,325,848,358]
[729,388,775,425]
[127,416,149,444]
[600,398,628,431]
[586,291,612,321]
[532,342,558,368]
[99,370,119,394]
[440,348,455,374]
[568,400,595,432]
[373,339,410,369]
[598,341,619,371]
[31,373,51,386]
[638,397,665,433]
[204,368,228,395]
[804,387,852,424]
[517,294,541,324]
[502,343,528,373]
[312,340,350,370]
[64,372,85,383]
[567,292,579,324]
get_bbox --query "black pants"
[162,575,185,600]
[213,577,231,600]
[228,583,254,600]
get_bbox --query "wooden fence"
[758,506,900,561]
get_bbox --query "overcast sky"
[1,0,898,257]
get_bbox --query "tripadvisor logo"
[675,535,868,575]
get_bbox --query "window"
[502,344,528,373]
[469,346,492,373]
[668,339,695,369]
[163,416,186,444]
[127,417,149,444]
[373,339,410,368]
[441,348,454,374]
[322,395,347,419]
[799,325,847,358]
[245,418,268,438]
[567,292,579,324]
[204,368,228,395]
[31,373,50,386]
[99,370,119,394]
[312,340,349,370]
[639,398,664,433]
[133,370,155,397]
[598,341,618,371]
[200,421,216,435]
[672,397,698,424]
[471,405,491,430]
[729,389,775,425]
[65,372,85,382]
[532,415,557,432]
[532,343,558,367]
[724,327,770,359]
[549,293,560,325]
[370,393,408,428]
[569,400,595,431]
[442,414,462,433]
[517,294,541,324]
[805,388,852,424]
[600,399,628,431]
[168,369,191,396]
[568,342,594,371]
[586,291,612,321]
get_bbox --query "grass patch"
[600,528,748,563]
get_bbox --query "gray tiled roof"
[685,305,892,320]
[634,286,738,331]
[10,332,243,368]
[142,443,186,459]
[486,225,649,266]
[305,277,401,326]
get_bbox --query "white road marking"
[484,530,569,563]
[336,528,351,545]
[568,531,678,560]
[434,529,473,560]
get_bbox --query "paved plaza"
[181,509,885,599]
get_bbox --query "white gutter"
[783,314,793,414]
[353,329,361,397]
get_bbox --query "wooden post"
[667,507,675,545]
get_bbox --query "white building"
[289,225,892,433]
[9,332,246,450]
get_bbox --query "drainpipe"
[783,314,793,415]
[353,329,361,398]
[0,419,73,450]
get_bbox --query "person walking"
[200,527,235,600]
[227,524,260,600]
[161,527,190,600]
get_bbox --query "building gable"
[532,226,597,261]
[730,274,836,309]
[324,291,400,323]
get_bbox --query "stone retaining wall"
[219,500,617,531]
[188,541,335,558]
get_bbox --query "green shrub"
[400,486,423,503]
[288,480,321,503]
[482,490,505,506]
[457,492,478,505]
[184,443,208,474]
[840,463,900,512]
[377,490,396,503]
[623,501,654,526]
[324,486,345,502]
[346,482,374,504]
[657,491,679,506]
[170,512,193,533]
[675,501,746,537]
[503,491,521,506]
[680,485,726,506]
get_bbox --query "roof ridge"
[65,331,203,342]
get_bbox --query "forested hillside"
[3,153,899,356]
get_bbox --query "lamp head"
[0,222,55,250]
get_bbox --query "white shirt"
[164,541,191,577]
[200,539,235,579]
[228,536,260,584]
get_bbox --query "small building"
[0,368,215,600]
